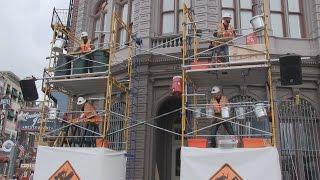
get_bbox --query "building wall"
[69,0,320,179]
[0,71,24,140]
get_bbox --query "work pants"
[211,117,234,148]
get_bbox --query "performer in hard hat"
[78,32,95,73]
[215,13,236,63]
[210,86,234,147]
[79,32,94,53]
[77,96,102,147]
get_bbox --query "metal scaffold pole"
[181,3,188,146]
[38,27,57,146]
[263,0,276,147]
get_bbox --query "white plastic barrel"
[221,106,230,119]
[250,15,264,30]
[254,103,267,119]
[235,106,245,120]
[52,38,66,53]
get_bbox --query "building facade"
[0,71,25,141]
[65,0,320,179]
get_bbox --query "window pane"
[240,11,253,35]
[95,18,101,38]
[270,13,283,37]
[122,4,128,23]
[270,0,282,11]
[240,0,252,9]
[179,0,190,9]
[179,11,183,31]
[288,0,300,13]
[131,1,135,23]
[222,0,234,8]
[221,9,235,27]
[163,0,174,11]
[162,13,174,34]
[119,28,126,47]
[289,15,301,38]
[103,13,109,31]
[131,1,135,32]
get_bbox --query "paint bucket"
[206,106,214,118]
[52,38,66,53]
[254,103,267,119]
[250,15,264,30]
[221,106,230,119]
[171,76,182,95]
[235,106,245,120]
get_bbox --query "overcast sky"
[0,1,68,80]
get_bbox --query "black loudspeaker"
[20,78,39,101]
[279,54,302,86]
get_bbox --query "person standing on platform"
[210,86,234,147]
[77,97,101,147]
[215,13,236,63]
[79,32,95,73]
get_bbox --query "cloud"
[0,1,70,100]
[0,0,68,79]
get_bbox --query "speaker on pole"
[279,54,302,86]
[19,77,38,101]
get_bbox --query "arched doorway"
[155,95,181,180]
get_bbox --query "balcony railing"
[151,35,183,48]
[51,8,71,29]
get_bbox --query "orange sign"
[210,163,243,180]
[49,161,80,180]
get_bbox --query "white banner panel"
[34,146,126,180]
[181,147,281,180]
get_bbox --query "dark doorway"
[155,95,181,180]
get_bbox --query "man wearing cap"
[210,86,234,147]
[77,97,101,147]
[214,13,236,63]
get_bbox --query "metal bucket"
[254,103,267,119]
[250,15,264,30]
[194,107,201,118]
[206,106,214,118]
[235,106,245,120]
[48,108,57,119]
[218,136,238,149]
[221,106,230,119]
[52,38,66,53]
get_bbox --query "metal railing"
[151,35,183,48]
[51,8,71,28]
[278,99,320,180]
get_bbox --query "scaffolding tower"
[37,9,135,153]
[180,0,276,147]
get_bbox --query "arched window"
[108,101,125,151]
[278,99,320,179]
[92,1,108,48]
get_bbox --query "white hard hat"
[80,32,88,38]
[77,97,86,105]
[211,86,221,94]
[222,13,232,19]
